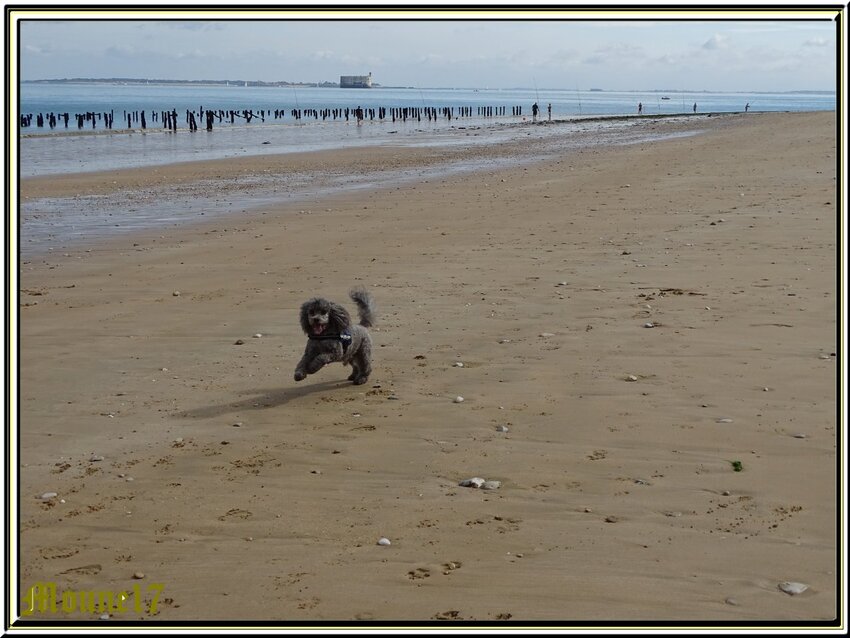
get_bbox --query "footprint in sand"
[218,508,253,521]
[407,567,431,580]
[60,564,102,575]
[39,547,79,560]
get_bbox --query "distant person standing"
[693,102,697,113]
[638,102,643,115]
[532,102,539,121]
[745,102,750,112]
[548,103,552,121]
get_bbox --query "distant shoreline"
[21,79,835,94]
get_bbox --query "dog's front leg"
[294,352,334,381]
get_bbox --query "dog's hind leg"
[348,351,371,385]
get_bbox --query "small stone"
[496,425,509,433]
[481,480,501,490]
[377,537,391,546]
[498,339,511,344]
[716,418,734,423]
[459,477,485,488]
[779,581,808,595]
[253,333,262,338]
[89,455,104,462]
[644,322,655,328]
[605,516,619,523]
[663,511,683,518]
[725,597,740,606]
[40,492,58,500]
[539,332,555,337]
[721,490,731,496]
[626,375,638,382]
[132,571,145,579]
[99,613,110,620]
[556,281,567,286]
[453,362,464,367]
[160,367,168,372]
[234,339,245,345]
[172,291,180,297]
[763,387,770,391]
[454,396,465,403]
[793,433,807,439]
[310,469,321,474]
[232,422,242,428]
[125,477,134,482]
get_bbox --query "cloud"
[583,43,645,65]
[702,34,728,50]
[24,44,45,54]
[803,37,828,47]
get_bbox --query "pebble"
[377,537,392,546]
[89,455,104,462]
[40,492,58,500]
[605,516,619,523]
[253,333,263,338]
[539,332,555,337]
[454,396,465,403]
[481,480,502,490]
[234,339,245,345]
[459,477,486,488]
[496,425,509,433]
[724,597,740,606]
[626,375,638,382]
[663,511,683,518]
[716,418,734,423]
[644,322,655,328]
[232,422,243,428]
[99,613,110,620]
[132,571,145,580]
[172,291,180,297]
[778,581,808,595]
[556,281,568,286]
[453,362,464,367]
[792,433,807,439]
[498,339,512,344]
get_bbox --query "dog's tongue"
[313,323,325,335]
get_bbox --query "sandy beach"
[16,111,839,624]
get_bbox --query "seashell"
[253,333,262,338]
[644,322,655,328]
[496,425,509,433]
[454,396,465,403]
[89,455,104,462]
[626,375,638,382]
[539,332,555,337]
[40,492,58,500]
[459,477,485,488]
[172,291,180,297]
[716,418,734,423]
[779,581,808,595]
[377,537,391,546]
[132,572,145,579]
[792,433,807,439]
[481,480,501,490]
[453,362,464,367]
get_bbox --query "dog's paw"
[294,371,306,382]
[351,376,369,385]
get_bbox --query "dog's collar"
[308,329,352,352]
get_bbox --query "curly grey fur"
[294,288,375,385]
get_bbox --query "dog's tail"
[349,287,375,328]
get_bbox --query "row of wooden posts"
[20,104,529,131]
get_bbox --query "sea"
[19,82,835,177]
[16,82,835,256]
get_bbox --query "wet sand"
[16,111,839,624]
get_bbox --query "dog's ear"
[299,300,313,334]
[327,302,351,331]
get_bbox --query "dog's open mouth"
[311,321,326,335]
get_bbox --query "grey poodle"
[294,288,375,385]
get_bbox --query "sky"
[17,12,839,92]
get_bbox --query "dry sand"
[16,111,839,624]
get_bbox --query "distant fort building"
[340,72,372,89]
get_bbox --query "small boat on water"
[661,96,671,100]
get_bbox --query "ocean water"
[18,83,835,177]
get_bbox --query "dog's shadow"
[176,379,352,420]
